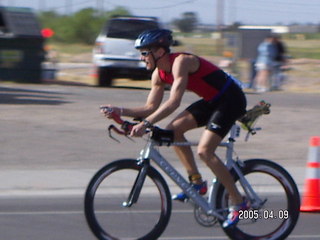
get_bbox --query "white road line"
[0,209,194,216]
[0,210,317,240]
[159,235,320,240]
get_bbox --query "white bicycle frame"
[136,124,265,221]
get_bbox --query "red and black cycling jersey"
[158,52,231,101]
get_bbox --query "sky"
[1,0,320,25]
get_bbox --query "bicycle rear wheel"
[84,159,172,240]
[216,159,300,240]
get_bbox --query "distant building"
[239,25,289,34]
[239,25,320,34]
[288,25,319,33]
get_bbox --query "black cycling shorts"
[186,83,247,138]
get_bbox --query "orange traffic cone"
[300,136,320,212]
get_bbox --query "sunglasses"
[140,51,152,57]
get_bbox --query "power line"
[104,0,197,10]
[44,0,93,13]
[236,4,320,15]
[66,0,73,14]
[243,0,320,7]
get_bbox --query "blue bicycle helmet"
[135,29,173,49]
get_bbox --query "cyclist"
[101,29,248,228]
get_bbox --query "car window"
[106,19,158,40]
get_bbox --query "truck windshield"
[106,19,158,40]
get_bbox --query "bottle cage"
[238,100,271,135]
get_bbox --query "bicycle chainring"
[194,206,218,227]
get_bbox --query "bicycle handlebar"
[100,107,137,142]
[101,100,271,144]
[100,106,126,125]
[100,106,175,145]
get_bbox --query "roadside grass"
[47,42,93,54]
[46,42,93,62]
[48,36,320,91]
[47,36,320,61]
[284,39,320,59]
[288,47,320,59]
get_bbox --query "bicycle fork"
[122,159,150,208]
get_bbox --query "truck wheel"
[98,67,113,87]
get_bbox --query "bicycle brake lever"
[108,125,121,143]
[244,127,262,141]
[108,125,135,143]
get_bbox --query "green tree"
[105,6,131,19]
[38,7,131,44]
[173,12,198,33]
[72,8,103,44]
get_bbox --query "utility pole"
[97,0,104,15]
[226,0,237,25]
[96,0,104,15]
[65,0,73,15]
[215,0,225,56]
[216,0,224,30]
[38,0,46,12]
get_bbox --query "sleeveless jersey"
[158,53,231,101]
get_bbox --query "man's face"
[139,48,156,70]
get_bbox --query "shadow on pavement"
[0,86,71,105]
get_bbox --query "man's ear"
[154,47,165,56]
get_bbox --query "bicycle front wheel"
[84,159,172,240]
[216,159,300,240]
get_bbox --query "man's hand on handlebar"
[100,106,149,138]
[130,122,147,137]
[100,105,122,119]
[100,106,175,145]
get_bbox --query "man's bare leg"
[197,130,243,205]
[166,111,202,183]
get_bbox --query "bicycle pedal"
[172,194,189,203]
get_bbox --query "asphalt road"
[1,82,320,239]
[0,197,319,240]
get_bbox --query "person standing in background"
[253,36,277,92]
[271,35,287,90]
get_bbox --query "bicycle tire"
[84,159,172,240]
[215,159,300,240]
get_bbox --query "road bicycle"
[84,101,300,240]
